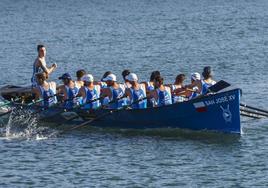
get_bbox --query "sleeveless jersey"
[129,84,147,109]
[171,85,185,103]
[108,86,127,109]
[38,82,57,108]
[31,58,46,87]
[64,85,79,109]
[82,85,101,109]
[201,80,216,94]
[147,82,154,91]
[156,87,172,107]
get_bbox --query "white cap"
[103,74,117,82]
[82,74,94,82]
[191,72,201,81]
[126,73,138,82]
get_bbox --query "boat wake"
[0,108,58,140]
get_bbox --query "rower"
[201,66,216,94]
[170,74,187,103]
[185,66,217,96]
[99,71,112,88]
[32,72,57,108]
[75,69,86,89]
[31,44,57,87]
[125,73,147,109]
[77,74,101,109]
[101,74,128,109]
[188,72,201,100]
[58,73,79,109]
[149,75,172,107]
[145,71,161,92]
[121,69,132,89]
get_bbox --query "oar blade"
[208,80,231,93]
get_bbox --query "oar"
[60,97,148,133]
[240,103,268,115]
[240,107,268,118]
[49,95,124,125]
[0,94,59,117]
[240,111,262,119]
[0,97,21,108]
[37,96,105,120]
[194,80,231,99]
[207,80,231,93]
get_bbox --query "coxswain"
[32,72,57,108]
[31,44,57,87]
[75,69,86,89]
[101,74,128,109]
[77,74,101,109]
[58,73,79,109]
[125,73,147,109]
[149,75,172,107]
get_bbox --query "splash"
[0,108,58,140]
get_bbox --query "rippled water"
[0,0,268,187]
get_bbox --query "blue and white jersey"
[189,86,200,100]
[129,84,147,109]
[82,85,101,109]
[171,85,185,103]
[147,82,155,91]
[38,82,57,108]
[100,82,108,89]
[108,86,127,109]
[156,87,172,107]
[201,80,216,95]
[31,58,46,87]
[64,85,79,109]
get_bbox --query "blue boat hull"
[75,89,242,134]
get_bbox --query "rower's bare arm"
[125,88,131,100]
[185,80,202,93]
[173,87,186,95]
[32,87,40,100]
[100,88,110,99]
[77,88,85,98]
[39,60,57,74]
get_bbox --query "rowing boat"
[0,85,242,134]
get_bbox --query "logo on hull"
[220,105,232,123]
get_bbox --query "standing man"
[31,44,57,87]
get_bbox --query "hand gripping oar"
[60,96,148,133]
[240,103,268,115]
